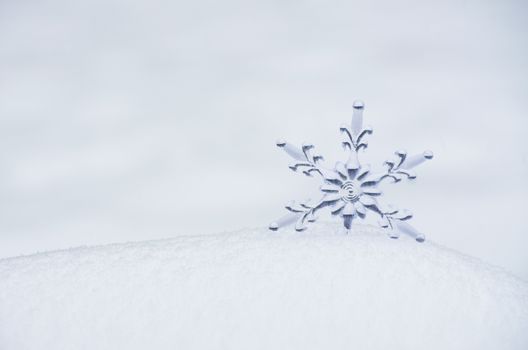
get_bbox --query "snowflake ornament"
[269,100,433,242]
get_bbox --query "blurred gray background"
[1,0,527,278]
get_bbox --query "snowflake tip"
[352,100,365,109]
[423,150,434,159]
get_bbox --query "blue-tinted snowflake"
[269,101,433,242]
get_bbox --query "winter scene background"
[1,0,527,349]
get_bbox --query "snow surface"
[1,223,527,350]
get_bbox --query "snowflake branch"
[276,141,341,182]
[269,194,342,231]
[375,204,424,242]
[339,101,373,171]
[362,150,434,186]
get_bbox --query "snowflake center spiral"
[340,181,361,202]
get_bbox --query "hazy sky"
[1,0,527,278]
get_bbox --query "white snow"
[1,223,527,350]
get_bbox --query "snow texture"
[1,223,527,350]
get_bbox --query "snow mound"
[1,224,527,350]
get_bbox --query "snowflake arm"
[339,101,373,170]
[269,195,340,231]
[275,141,341,181]
[375,205,425,242]
[363,150,434,185]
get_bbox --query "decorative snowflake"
[269,100,433,242]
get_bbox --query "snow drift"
[1,223,527,350]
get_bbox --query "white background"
[1,0,527,278]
